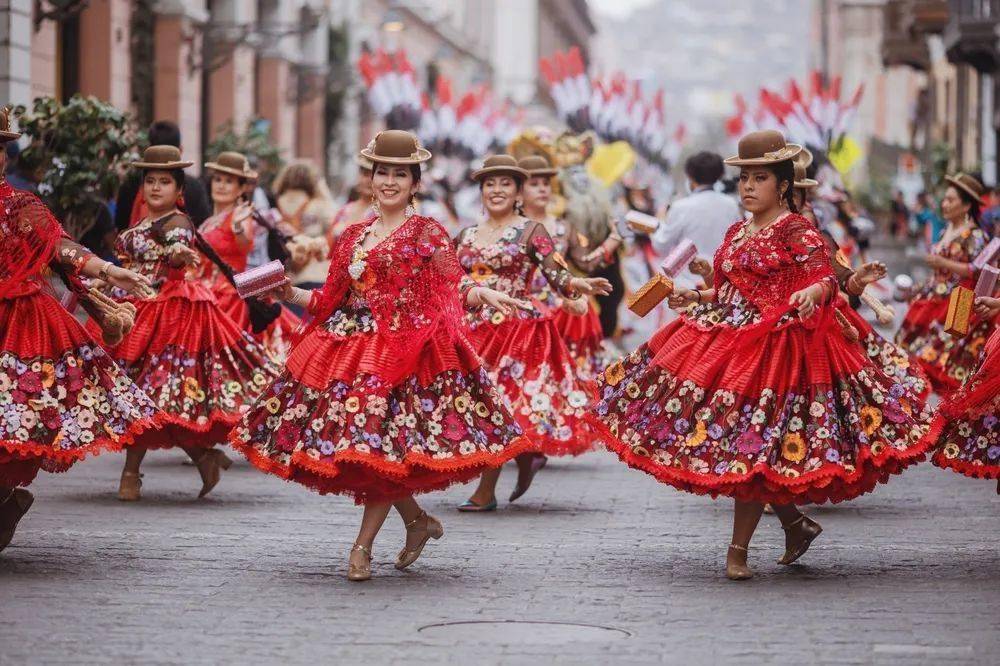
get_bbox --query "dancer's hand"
[667,288,699,309]
[854,261,887,287]
[974,296,1000,318]
[169,244,201,268]
[571,276,612,297]
[105,265,155,299]
[924,254,945,270]
[473,287,532,316]
[688,257,712,277]
[789,286,820,320]
[562,296,589,316]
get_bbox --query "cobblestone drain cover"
[418,620,631,644]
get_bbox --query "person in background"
[914,190,946,247]
[114,120,211,231]
[4,142,36,193]
[979,185,1000,238]
[272,161,336,311]
[890,190,910,239]
[243,156,278,271]
[327,155,374,246]
[651,151,739,291]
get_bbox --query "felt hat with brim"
[205,151,257,179]
[794,163,818,189]
[518,155,558,177]
[945,172,986,202]
[357,155,374,171]
[725,129,802,166]
[471,154,529,182]
[0,106,20,142]
[132,145,194,170]
[793,146,814,170]
[359,130,431,165]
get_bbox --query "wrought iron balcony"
[944,0,1000,71]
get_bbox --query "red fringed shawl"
[0,180,63,299]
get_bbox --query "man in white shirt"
[651,151,739,290]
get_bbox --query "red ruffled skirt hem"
[589,414,941,504]
[231,433,535,504]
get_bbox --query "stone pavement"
[2,447,998,665]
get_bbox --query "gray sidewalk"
[2,448,998,665]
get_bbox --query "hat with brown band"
[359,130,432,165]
[0,106,20,142]
[944,172,986,202]
[793,146,814,170]
[517,154,558,177]
[132,145,194,170]
[793,163,818,190]
[471,154,529,182]
[724,129,802,166]
[205,151,258,179]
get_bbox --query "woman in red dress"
[229,131,532,581]
[895,173,992,395]
[793,165,930,401]
[590,131,936,580]
[94,146,278,501]
[929,294,1000,492]
[455,155,612,511]
[519,155,622,382]
[0,115,160,551]
[200,151,300,362]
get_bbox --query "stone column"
[78,0,133,109]
[153,0,208,167]
[207,0,256,140]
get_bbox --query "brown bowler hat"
[793,163,818,190]
[793,146,814,170]
[205,151,257,179]
[359,130,431,165]
[471,154,529,182]
[945,172,986,202]
[132,145,194,170]
[518,155,558,177]
[724,129,802,166]
[0,106,20,142]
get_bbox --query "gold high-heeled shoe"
[777,514,822,565]
[196,449,233,498]
[726,544,753,581]
[118,470,142,502]
[395,511,444,570]
[348,544,372,582]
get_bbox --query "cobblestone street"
[2,442,998,665]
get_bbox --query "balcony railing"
[944,0,1000,71]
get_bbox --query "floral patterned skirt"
[840,302,930,402]
[931,328,1000,479]
[0,288,160,486]
[469,316,598,456]
[552,305,616,383]
[90,280,277,449]
[230,323,531,504]
[895,295,993,396]
[211,280,301,364]
[591,312,938,505]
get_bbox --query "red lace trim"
[587,413,942,505]
[0,409,168,472]
[931,450,1000,480]
[230,431,535,504]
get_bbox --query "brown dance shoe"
[0,489,35,553]
[395,511,444,570]
[348,544,373,582]
[777,514,823,565]
[196,449,233,498]
[118,471,142,502]
[726,544,753,581]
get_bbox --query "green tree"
[15,95,137,240]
